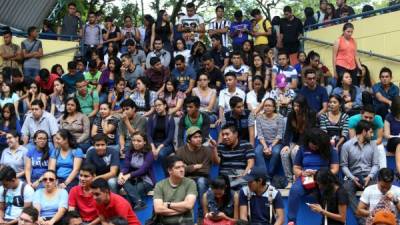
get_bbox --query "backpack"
[262,19,277,48]
[3,182,26,207]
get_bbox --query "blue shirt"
[171,65,197,92]
[348,114,384,140]
[299,85,328,112]
[230,20,252,46]
[61,72,85,94]
[50,148,84,180]
[26,145,55,181]
[33,189,68,218]
[385,113,400,136]
[372,82,399,107]
[294,146,339,171]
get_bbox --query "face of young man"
[305,73,317,89]
[79,170,95,188]
[221,129,238,147]
[94,140,107,156]
[188,133,202,148]
[232,102,244,115]
[69,218,83,225]
[175,60,186,71]
[154,40,163,51]
[91,188,109,205]
[3,34,12,45]
[361,112,375,123]
[380,72,392,86]
[168,161,185,179]
[18,213,35,225]
[31,105,44,120]
[76,82,87,96]
[186,103,199,116]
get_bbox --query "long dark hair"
[315,168,341,203]
[1,103,17,130]
[174,38,187,51]
[359,64,372,88]
[251,55,268,81]
[106,42,119,57]
[329,94,345,112]
[144,14,155,30]
[54,78,68,101]
[155,10,171,35]
[253,76,266,103]
[56,129,78,150]
[289,95,314,133]
[115,77,126,102]
[340,71,357,101]
[164,78,179,100]
[210,175,233,208]
[304,128,331,161]
[154,98,169,115]
[131,131,151,153]
[108,57,122,78]
[0,82,13,99]
[62,97,82,120]
[305,50,320,66]
[136,76,151,111]
[33,130,50,163]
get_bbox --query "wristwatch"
[393,197,399,205]
[167,202,171,209]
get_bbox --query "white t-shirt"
[246,90,268,110]
[218,88,246,112]
[360,184,400,214]
[0,181,35,220]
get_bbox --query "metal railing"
[304,3,400,31]
[301,36,400,63]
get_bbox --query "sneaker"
[133,201,147,211]
[285,181,293,189]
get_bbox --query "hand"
[209,139,217,149]
[121,111,129,121]
[193,164,203,170]
[281,146,290,154]
[38,218,46,225]
[309,203,323,213]
[364,176,371,188]
[59,183,67,189]
[152,147,160,160]
[353,177,363,189]
[215,119,222,126]
[263,145,272,156]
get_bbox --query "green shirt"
[153,177,197,224]
[76,89,99,116]
[84,71,101,91]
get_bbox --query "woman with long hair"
[324,3,336,25]
[51,64,64,77]
[48,129,84,191]
[118,131,155,210]
[25,130,54,189]
[333,23,362,86]
[50,78,68,120]
[0,103,21,151]
[173,38,191,64]
[1,130,27,178]
[332,71,362,115]
[246,76,268,114]
[254,98,285,178]
[287,128,339,224]
[33,170,68,225]
[307,168,348,225]
[385,97,400,183]
[294,51,307,74]
[143,15,155,53]
[251,55,271,89]
[319,95,349,149]
[202,175,239,223]
[98,57,122,103]
[192,73,217,114]
[303,51,333,92]
[241,40,254,66]
[358,64,373,93]
[103,42,121,65]
[129,76,157,117]
[151,10,173,52]
[281,95,317,187]
[23,82,47,111]
[91,103,119,147]
[108,77,129,113]
[0,82,19,112]
[189,41,207,72]
[60,97,91,152]
[159,78,185,117]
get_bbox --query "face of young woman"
[42,172,57,190]
[166,82,174,93]
[343,28,353,38]
[136,80,146,92]
[107,43,114,53]
[35,133,48,149]
[66,100,77,114]
[99,104,111,118]
[29,84,38,94]
[197,75,209,88]
[132,134,146,151]
[56,66,63,76]
[263,100,275,114]
[242,42,251,51]
[328,97,340,112]
[6,134,18,148]
[116,81,125,92]
[176,40,184,51]
[253,79,263,92]
[298,53,306,63]
[253,56,263,68]
[2,83,10,93]
[108,60,116,71]
[54,80,64,93]
[55,133,68,148]
[2,108,10,120]
[342,73,352,86]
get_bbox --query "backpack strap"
[268,185,274,224]
[262,19,269,33]
[21,182,26,201]
[246,188,251,222]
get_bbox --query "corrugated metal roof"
[0,0,57,31]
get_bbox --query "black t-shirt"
[199,67,224,90]
[208,47,230,69]
[154,115,166,142]
[280,17,303,44]
[316,186,348,225]
[85,147,119,175]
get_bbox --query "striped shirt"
[256,113,285,144]
[209,18,231,47]
[319,112,349,139]
[217,141,255,176]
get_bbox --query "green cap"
[186,126,202,140]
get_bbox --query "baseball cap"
[372,211,396,225]
[243,167,267,182]
[276,74,287,88]
[186,127,202,140]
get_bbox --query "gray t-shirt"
[61,15,82,36]
[21,39,42,69]
[118,114,147,143]
[131,49,146,66]
[125,65,144,88]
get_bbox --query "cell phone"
[209,134,214,141]
[305,203,311,206]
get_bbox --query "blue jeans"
[254,143,283,177]
[78,140,92,154]
[287,178,317,223]
[194,177,208,217]
[23,67,40,80]
[123,179,153,206]
[155,143,174,174]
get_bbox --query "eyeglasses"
[42,177,55,182]
[18,217,33,224]
[199,78,208,81]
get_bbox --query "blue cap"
[243,167,268,182]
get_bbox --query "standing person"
[151,10,174,52]
[372,67,399,119]
[0,166,35,224]
[178,2,206,49]
[152,155,197,225]
[0,29,21,73]
[102,17,122,51]
[68,164,99,224]
[21,26,43,80]
[209,34,230,72]
[239,167,285,225]
[279,6,303,66]
[120,16,141,54]
[332,23,362,86]
[250,9,272,55]
[209,5,231,48]
[57,2,82,40]
[90,178,140,225]
[315,0,328,24]
[335,0,355,17]
[230,10,252,51]
[82,12,103,62]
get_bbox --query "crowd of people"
[0,0,399,225]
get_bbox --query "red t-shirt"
[95,192,140,225]
[34,73,59,95]
[68,186,98,222]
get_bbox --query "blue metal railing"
[305,3,400,31]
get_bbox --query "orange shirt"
[335,36,357,70]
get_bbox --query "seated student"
[62,61,85,95]
[90,178,141,225]
[239,167,285,225]
[147,98,175,171]
[121,53,143,89]
[332,71,363,116]
[84,60,102,92]
[23,82,48,112]
[348,105,385,168]
[68,164,99,224]
[211,124,255,189]
[319,95,349,149]
[18,206,39,225]
[287,128,339,224]
[224,51,251,92]
[108,78,130,113]
[129,76,157,117]
[254,98,285,178]
[199,54,225,91]
[384,96,400,176]
[153,155,197,225]
[86,134,119,193]
[202,175,239,223]
[118,99,147,155]
[25,130,55,189]
[308,169,348,225]
[33,170,68,225]
[91,103,119,149]
[177,96,210,147]
[171,55,196,95]
[21,100,59,145]
[49,129,84,191]
[119,131,155,210]
[35,68,59,96]
[192,73,218,116]
[271,51,298,90]
[50,78,68,120]
[1,131,27,179]
[144,57,170,93]
[357,168,400,224]
[299,68,328,116]
[75,78,100,121]
[372,67,399,119]
[63,211,83,225]
[268,74,296,117]
[223,96,255,146]
[0,166,35,224]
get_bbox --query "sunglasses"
[42,177,55,182]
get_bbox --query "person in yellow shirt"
[250,9,272,55]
